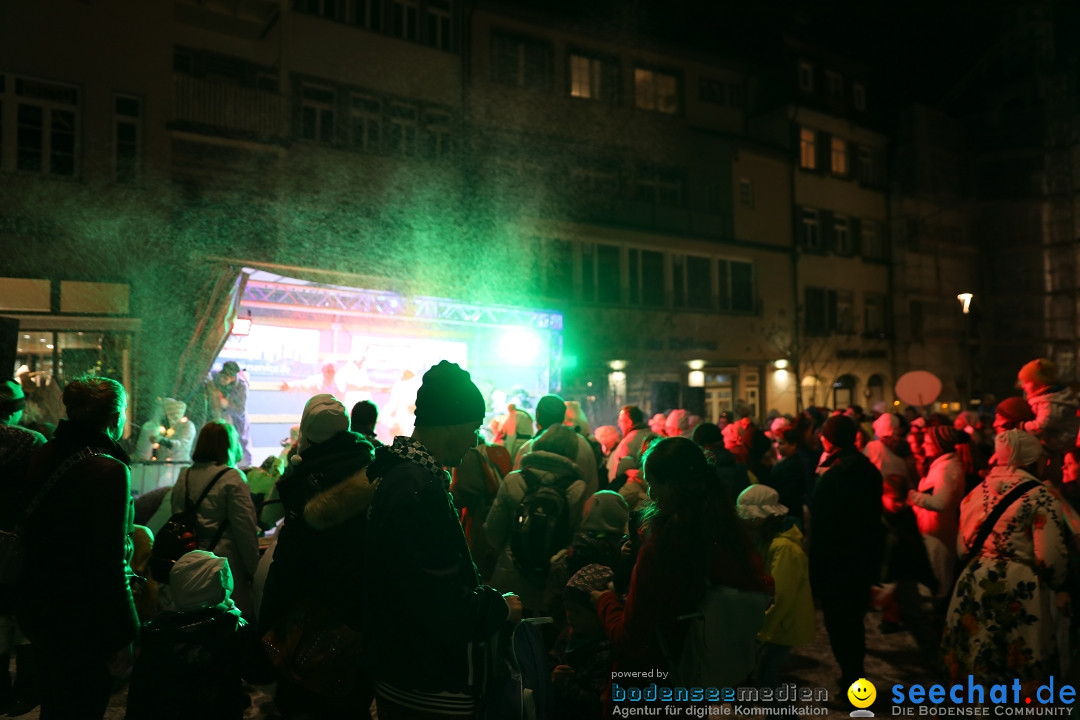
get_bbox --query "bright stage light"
[498,329,542,365]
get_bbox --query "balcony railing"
[173,75,287,140]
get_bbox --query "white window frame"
[5,76,80,177]
[349,93,380,152]
[426,0,451,50]
[425,110,452,160]
[857,145,874,183]
[301,84,335,143]
[738,178,754,209]
[834,215,852,254]
[798,60,814,93]
[634,67,679,115]
[799,127,816,170]
[113,94,141,184]
[830,137,848,176]
[388,102,417,157]
[861,218,886,260]
[391,0,418,41]
[634,167,683,207]
[569,53,614,102]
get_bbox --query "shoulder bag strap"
[14,447,106,531]
[182,468,192,509]
[963,480,1040,564]
[191,468,232,552]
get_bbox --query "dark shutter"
[852,217,862,256]
[817,131,830,173]
[820,209,834,252]
[826,290,838,332]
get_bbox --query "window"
[798,60,814,92]
[699,78,725,104]
[634,67,679,115]
[728,82,743,108]
[581,243,621,304]
[864,293,887,337]
[830,137,848,175]
[718,259,754,312]
[114,95,141,184]
[349,94,380,152]
[672,255,712,310]
[391,0,418,41]
[738,178,753,209]
[805,288,827,335]
[860,219,887,260]
[9,77,79,177]
[492,32,551,89]
[856,145,875,184]
[826,70,843,99]
[800,207,821,250]
[426,0,451,50]
[569,53,618,103]
[388,103,417,156]
[634,167,683,207]
[425,110,452,160]
[301,85,335,143]
[835,290,854,333]
[297,0,344,21]
[628,248,665,307]
[833,215,852,254]
[799,127,816,170]
[853,82,866,111]
[352,0,383,29]
[570,161,619,197]
[541,238,573,299]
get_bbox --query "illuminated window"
[569,53,617,103]
[830,137,847,175]
[300,85,335,143]
[634,67,679,115]
[114,95,141,184]
[9,77,79,176]
[426,0,451,50]
[853,82,866,111]
[799,127,816,170]
[388,103,417,157]
[349,94,380,152]
[492,32,551,89]
[798,60,813,92]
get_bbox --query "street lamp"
[957,293,974,408]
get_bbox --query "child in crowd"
[735,485,814,690]
[126,551,268,720]
[550,564,616,720]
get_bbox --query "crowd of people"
[1,354,1080,719]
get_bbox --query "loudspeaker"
[0,316,17,378]
[683,386,705,418]
[650,381,680,414]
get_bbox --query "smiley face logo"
[847,678,877,709]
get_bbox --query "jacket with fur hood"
[257,431,374,634]
[1021,384,1080,453]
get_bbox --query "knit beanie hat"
[872,412,901,440]
[1018,358,1056,387]
[299,394,349,452]
[821,414,857,449]
[413,361,486,427]
[996,396,1035,425]
[163,550,234,613]
[735,484,788,521]
[0,379,25,416]
[994,428,1043,469]
[564,563,615,607]
[580,490,630,536]
[925,425,958,456]
[535,394,567,429]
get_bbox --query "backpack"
[510,469,574,583]
[658,582,772,689]
[480,617,553,720]
[150,468,231,584]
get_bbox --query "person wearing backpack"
[591,437,770,712]
[485,424,588,613]
[172,420,259,619]
[513,394,598,496]
[17,376,139,720]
